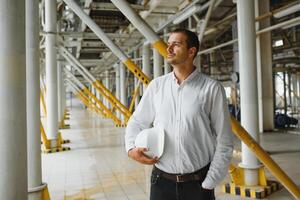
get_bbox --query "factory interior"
[1,0,300,199]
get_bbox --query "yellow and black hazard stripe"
[61,139,70,144]
[43,147,71,154]
[115,124,127,127]
[222,181,280,199]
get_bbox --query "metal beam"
[257,16,300,35]
[65,72,122,123]
[111,0,167,58]
[58,32,142,39]
[63,0,150,85]
[198,0,217,43]
[90,2,146,11]
[60,46,132,122]
[66,78,107,117]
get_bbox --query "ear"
[188,47,197,58]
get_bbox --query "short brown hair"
[170,28,199,57]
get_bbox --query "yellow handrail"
[40,89,47,116]
[82,87,121,124]
[231,116,300,199]
[94,80,132,120]
[129,82,141,113]
[40,121,50,149]
[77,92,105,116]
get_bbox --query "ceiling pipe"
[64,68,86,89]
[95,0,297,73]
[198,39,238,55]
[273,2,300,18]
[173,0,222,25]
[199,14,300,55]
[110,0,167,58]
[257,16,300,35]
[62,0,150,85]
[156,0,209,32]
[255,0,300,21]
[198,0,217,43]
[60,46,95,82]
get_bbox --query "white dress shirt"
[125,69,234,189]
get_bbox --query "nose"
[167,44,173,53]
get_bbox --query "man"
[125,29,234,200]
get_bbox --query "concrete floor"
[42,99,300,200]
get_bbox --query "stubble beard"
[166,58,178,65]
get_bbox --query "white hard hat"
[134,127,165,158]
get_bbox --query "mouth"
[167,54,175,58]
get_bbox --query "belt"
[153,163,210,183]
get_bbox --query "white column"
[153,49,163,78]
[89,84,92,105]
[194,55,201,71]
[0,0,27,199]
[104,71,110,108]
[164,29,171,74]
[134,77,140,108]
[26,0,42,199]
[256,0,263,133]
[134,50,140,108]
[62,77,66,116]
[95,81,101,110]
[297,73,300,110]
[143,42,151,91]
[232,21,239,73]
[115,65,121,119]
[237,0,260,186]
[210,52,217,75]
[45,0,58,146]
[231,20,239,117]
[120,62,127,122]
[164,58,171,74]
[92,84,97,105]
[292,74,298,112]
[256,0,274,132]
[58,61,63,125]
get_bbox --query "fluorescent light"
[173,5,202,24]
[274,39,283,47]
[274,4,300,18]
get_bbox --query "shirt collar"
[172,67,200,84]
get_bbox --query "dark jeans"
[150,168,215,200]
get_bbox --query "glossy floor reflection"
[42,99,300,200]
